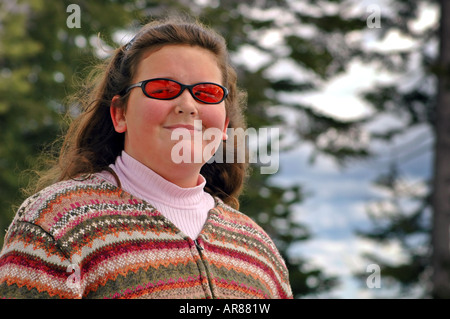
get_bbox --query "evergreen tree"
[431,0,450,299]
[354,163,431,298]
[350,0,450,298]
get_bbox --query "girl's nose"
[174,89,199,115]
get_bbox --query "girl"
[0,17,292,299]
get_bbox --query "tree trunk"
[432,0,450,299]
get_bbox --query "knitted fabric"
[0,175,293,299]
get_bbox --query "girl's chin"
[169,141,217,165]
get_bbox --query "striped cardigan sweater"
[0,175,292,299]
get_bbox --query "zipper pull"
[194,239,203,251]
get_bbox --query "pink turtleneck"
[96,151,215,239]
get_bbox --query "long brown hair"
[31,16,249,209]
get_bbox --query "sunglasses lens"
[144,79,181,99]
[192,84,225,103]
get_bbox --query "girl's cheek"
[200,106,227,127]
[139,101,170,123]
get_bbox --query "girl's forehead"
[133,45,223,80]
[139,44,217,61]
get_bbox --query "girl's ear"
[110,95,127,133]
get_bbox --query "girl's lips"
[164,124,202,131]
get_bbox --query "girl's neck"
[123,148,203,189]
[149,164,203,189]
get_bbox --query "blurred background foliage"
[0,0,447,298]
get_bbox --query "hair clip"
[124,36,136,51]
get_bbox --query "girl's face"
[111,44,229,187]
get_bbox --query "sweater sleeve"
[0,195,82,299]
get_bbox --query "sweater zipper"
[194,239,203,251]
[193,238,215,298]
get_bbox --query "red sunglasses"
[125,78,228,104]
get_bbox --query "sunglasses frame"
[125,78,229,104]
